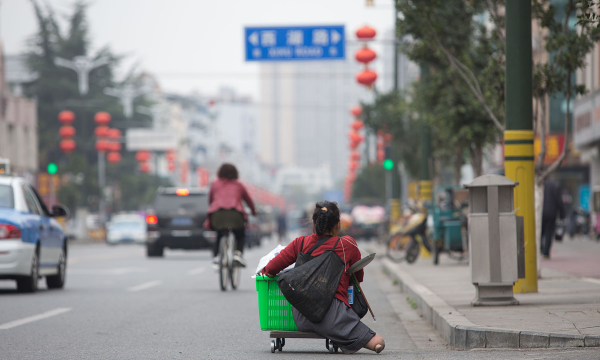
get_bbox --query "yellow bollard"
[504,130,538,293]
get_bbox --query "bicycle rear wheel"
[229,233,241,290]
[219,237,229,291]
[386,232,409,263]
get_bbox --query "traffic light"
[383,145,394,170]
[47,162,58,175]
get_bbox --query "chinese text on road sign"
[245,25,345,61]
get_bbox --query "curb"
[381,257,598,349]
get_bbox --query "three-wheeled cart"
[256,275,340,353]
[431,185,469,265]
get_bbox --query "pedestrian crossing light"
[383,159,394,171]
[47,162,58,175]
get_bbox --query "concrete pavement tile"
[549,333,585,348]
[584,335,600,347]
[519,331,549,348]
[485,328,520,348]
[465,327,486,349]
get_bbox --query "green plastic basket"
[256,276,298,331]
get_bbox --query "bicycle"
[218,229,241,291]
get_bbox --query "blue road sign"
[245,25,345,61]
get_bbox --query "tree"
[25,1,168,211]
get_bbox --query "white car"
[106,214,147,245]
[0,176,68,292]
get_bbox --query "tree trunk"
[468,142,484,177]
[454,144,463,185]
[534,180,544,279]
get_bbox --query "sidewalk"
[374,240,600,350]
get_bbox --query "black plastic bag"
[351,276,368,319]
[277,236,345,323]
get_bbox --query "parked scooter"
[567,206,590,239]
[385,204,432,264]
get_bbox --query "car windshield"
[154,194,208,213]
[0,185,14,209]
[110,221,145,230]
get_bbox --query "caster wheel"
[334,344,339,353]
[328,340,335,354]
[277,338,282,352]
[271,339,275,353]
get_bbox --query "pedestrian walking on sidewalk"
[277,211,287,244]
[262,201,385,354]
[541,178,565,259]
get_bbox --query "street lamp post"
[54,56,109,95]
[505,0,537,293]
[104,84,149,119]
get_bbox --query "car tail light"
[146,215,158,225]
[176,188,189,196]
[0,224,21,239]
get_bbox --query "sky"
[1,0,396,99]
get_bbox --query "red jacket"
[203,178,256,229]
[264,234,364,308]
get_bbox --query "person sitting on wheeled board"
[204,163,256,268]
[262,201,385,354]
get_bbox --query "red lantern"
[107,128,121,140]
[351,152,361,161]
[166,152,176,162]
[356,26,376,40]
[135,150,151,162]
[59,139,76,154]
[383,133,393,142]
[351,120,364,131]
[139,162,151,173]
[59,125,76,138]
[94,126,110,138]
[95,139,110,152]
[349,141,359,150]
[356,69,378,87]
[350,106,362,118]
[108,141,122,152]
[355,47,376,64]
[107,151,121,164]
[58,110,75,125]
[349,161,359,171]
[94,112,111,126]
[168,162,176,171]
[377,149,385,162]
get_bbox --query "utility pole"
[505,0,537,293]
[98,152,106,226]
[55,56,108,95]
[419,64,432,201]
[104,84,149,119]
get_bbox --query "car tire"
[17,249,39,293]
[46,247,67,289]
[146,243,164,257]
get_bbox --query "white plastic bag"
[253,244,295,278]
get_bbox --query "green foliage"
[25,0,169,212]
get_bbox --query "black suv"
[145,187,215,257]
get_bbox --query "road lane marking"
[187,267,205,275]
[68,267,149,275]
[0,308,72,330]
[127,280,162,292]
[583,277,600,286]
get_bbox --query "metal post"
[419,65,432,201]
[505,0,537,293]
[98,152,106,226]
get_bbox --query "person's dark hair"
[217,163,238,180]
[312,201,340,235]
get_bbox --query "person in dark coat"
[541,178,565,259]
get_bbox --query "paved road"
[1,237,599,359]
[542,237,600,279]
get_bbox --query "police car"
[0,163,68,292]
